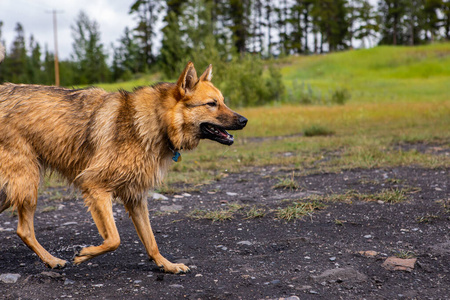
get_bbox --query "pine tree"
[71,11,110,84]
[311,0,350,52]
[112,27,141,81]
[28,35,43,83]
[444,0,450,39]
[129,0,163,68]
[7,23,29,83]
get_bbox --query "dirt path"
[1,166,449,299]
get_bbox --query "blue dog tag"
[172,151,181,162]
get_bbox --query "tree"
[7,23,29,83]
[348,0,379,48]
[28,35,43,83]
[71,11,110,84]
[312,0,350,52]
[443,0,450,39]
[422,0,443,41]
[159,10,187,79]
[129,0,163,68]
[112,27,141,81]
[378,0,408,45]
[227,0,251,56]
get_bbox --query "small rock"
[381,257,416,272]
[428,242,450,256]
[358,250,378,257]
[237,241,253,246]
[174,195,184,199]
[0,273,21,283]
[160,204,183,212]
[261,296,300,300]
[62,222,78,226]
[329,257,336,261]
[168,284,184,289]
[195,274,203,277]
[364,234,372,239]
[270,279,281,285]
[92,284,104,287]
[311,268,368,283]
[64,279,75,285]
[226,192,238,196]
[182,193,192,197]
[41,271,63,278]
[151,193,168,200]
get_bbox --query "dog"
[0,62,247,273]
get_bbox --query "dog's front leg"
[73,189,121,265]
[125,200,190,274]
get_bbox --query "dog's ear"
[177,61,198,96]
[199,64,213,82]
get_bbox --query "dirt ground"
[0,146,449,299]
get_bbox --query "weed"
[373,188,408,204]
[276,201,326,221]
[394,250,416,259]
[41,206,58,213]
[385,178,405,184]
[187,209,233,223]
[244,206,266,219]
[416,214,439,223]
[303,125,334,137]
[272,172,299,190]
[228,203,246,212]
[334,219,346,226]
[330,87,350,105]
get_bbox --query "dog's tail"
[0,42,5,64]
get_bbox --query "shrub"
[303,124,335,137]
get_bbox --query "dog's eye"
[206,101,217,107]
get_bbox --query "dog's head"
[168,62,247,150]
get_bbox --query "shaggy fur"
[0,62,247,273]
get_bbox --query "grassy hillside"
[281,43,450,103]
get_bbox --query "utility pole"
[47,10,63,86]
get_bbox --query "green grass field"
[77,44,450,186]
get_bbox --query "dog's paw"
[159,263,190,274]
[44,258,68,269]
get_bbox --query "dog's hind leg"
[17,195,68,269]
[73,189,120,265]
[1,141,67,268]
[125,200,190,274]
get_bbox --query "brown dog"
[0,62,247,273]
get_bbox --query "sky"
[1,0,140,60]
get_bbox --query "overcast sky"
[1,0,140,60]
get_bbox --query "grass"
[276,201,326,221]
[187,209,234,223]
[303,124,334,137]
[272,172,300,190]
[394,250,416,259]
[304,188,409,204]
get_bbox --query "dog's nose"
[238,116,248,127]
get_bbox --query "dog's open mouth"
[200,123,234,145]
